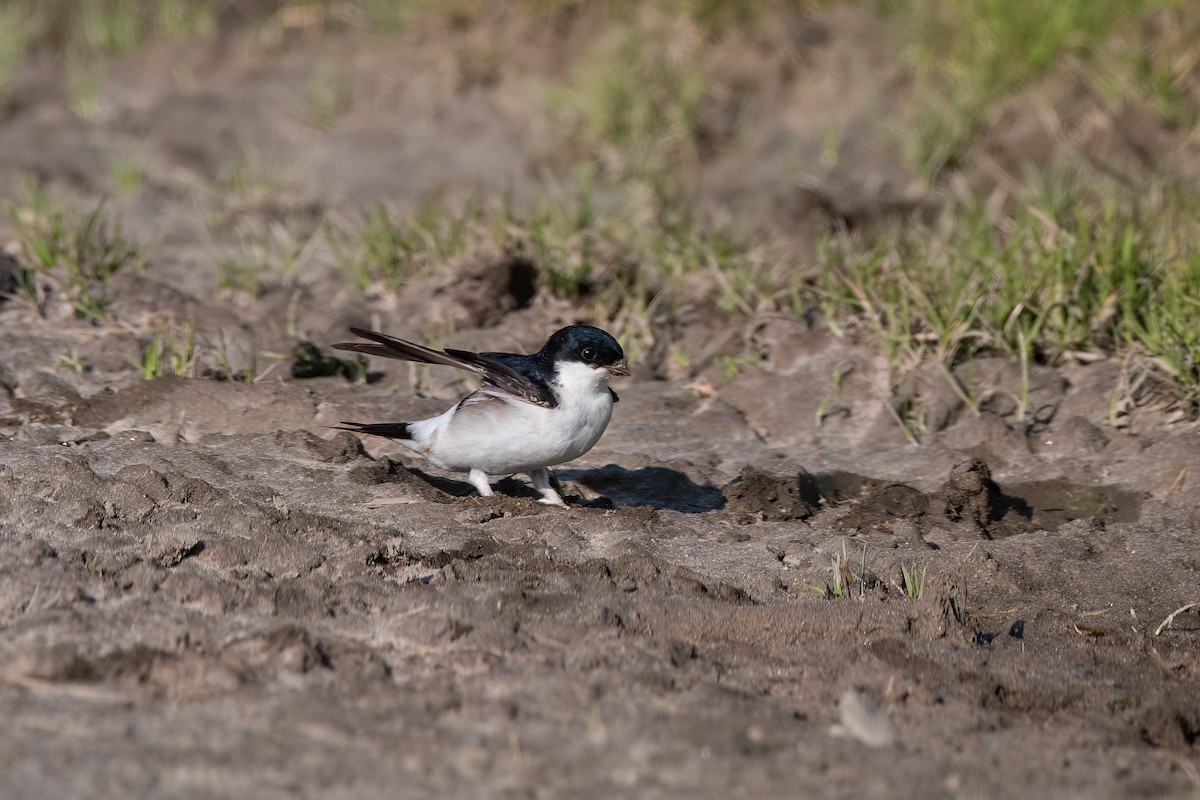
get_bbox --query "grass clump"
[131,322,286,383]
[813,172,1200,419]
[215,219,318,298]
[6,190,141,320]
[826,540,851,599]
[900,563,926,599]
[0,0,215,63]
[0,4,32,98]
[0,0,817,81]
[69,0,214,56]
[135,320,199,379]
[1123,6,1200,129]
[552,13,709,182]
[331,184,778,360]
[331,199,483,292]
[885,0,1176,178]
[1154,602,1199,636]
[206,150,320,300]
[814,539,875,600]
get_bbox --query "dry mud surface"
[2,372,1199,799]
[1,8,1199,799]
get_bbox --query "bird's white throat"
[553,360,612,400]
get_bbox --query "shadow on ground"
[559,465,727,512]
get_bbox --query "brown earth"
[1,6,1198,799]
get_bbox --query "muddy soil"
[1,6,1198,799]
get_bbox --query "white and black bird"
[332,325,629,506]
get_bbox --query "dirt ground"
[1,6,1198,799]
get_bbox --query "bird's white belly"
[422,388,614,475]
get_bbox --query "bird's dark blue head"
[542,325,629,375]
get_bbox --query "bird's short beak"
[605,359,631,377]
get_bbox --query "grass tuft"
[0,4,31,98]
[6,189,141,320]
[885,0,1173,178]
[820,539,874,600]
[330,199,484,292]
[135,320,198,379]
[551,13,709,182]
[1154,602,1199,636]
[811,172,1200,418]
[215,220,317,299]
[900,563,927,600]
[330,184,779,360]
[63,0,214,57]
[130,322,282,383]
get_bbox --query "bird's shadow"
[558,464,726,513]
[406,465,725,513]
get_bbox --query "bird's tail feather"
[336,421,413,440]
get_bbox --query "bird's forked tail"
[335,421,413,441]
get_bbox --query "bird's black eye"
[580,346,598,362]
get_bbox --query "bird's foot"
[529,468,568,507]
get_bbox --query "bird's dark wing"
[444,348,556,408]
[332,327,557,408]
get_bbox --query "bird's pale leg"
[468,468,494,498]
[529,468,567,507]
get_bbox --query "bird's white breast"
[419,360,615,475]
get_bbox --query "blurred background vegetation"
[1,0,1197,422]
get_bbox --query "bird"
[331,325,629,506]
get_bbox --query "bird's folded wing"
[332,327,557,408]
